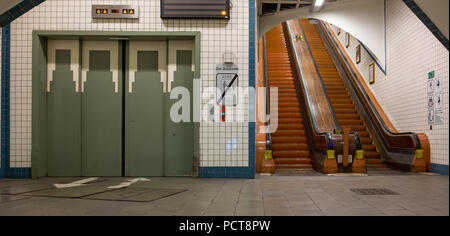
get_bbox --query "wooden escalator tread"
[266,25,312,170]
[299,19,389,169]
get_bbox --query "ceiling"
[0,0,23,15]
[258,0,339,16]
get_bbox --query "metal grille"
[350,188,399,195]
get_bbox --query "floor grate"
[350,188,399,195]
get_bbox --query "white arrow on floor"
[54,177,99,189]
[107,178,151,189]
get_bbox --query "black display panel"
[161,0,230,19]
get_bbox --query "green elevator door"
[125,41,166,176]
[81,41,122,176]
[45,39,195,177]
[47,40,81,176]
[165,41,195,176]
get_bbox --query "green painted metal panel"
[165,50,194,176]
[32,34,48,178]
[47,50,82,176]
[32,33,201,178]
[125,50,165,176]
[82,49,122,176]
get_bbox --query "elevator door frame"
[31,31,201,178]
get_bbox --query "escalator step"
[274,158,312,165]
[271,136,307,143]
[272,143,308,151]
[273,150,310,158]
[273,130,306,136]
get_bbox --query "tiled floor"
[0,171,448,216]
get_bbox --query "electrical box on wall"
[161,0,230,19]
[92,5,139,19]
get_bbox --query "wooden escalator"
[299,19,388,169]
[265,25,312,170]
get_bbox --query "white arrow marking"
[107,178,151,189]
[54,177,99,189]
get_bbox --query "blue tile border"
[199,0,256,179]
[247,0,256,179]
[0,0,46,27]
[0,1,45,179]
[430,163,449,176]
[200,167,254,178]
[1,25,11,179]
[5,168,32,179]
[1,25,31,179]
[402,0,449,51]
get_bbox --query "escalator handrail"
[297,19,342,130]
[262,35,272,150]
[319,21,422,150]
[350,131,362,150]
[285,21,334,150]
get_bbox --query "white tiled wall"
[9,0,251,168]
[330,0,449,166]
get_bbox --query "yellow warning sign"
[327,150,335,159]
[416,149,423,159]
[264,150,272,160]
[356,150,364,160]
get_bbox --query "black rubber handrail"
[350,131,362,150]
[285,21,334,150]
[262,36,272,150]
[318,21,422,150]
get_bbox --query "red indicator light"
[112,9,119,14]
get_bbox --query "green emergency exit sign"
[428,71,435,79]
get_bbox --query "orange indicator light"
[123,9,128,14]
[102,9,108,14]
[221,10,227,16]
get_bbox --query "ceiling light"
[315,0,325,7]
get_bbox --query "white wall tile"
[331,0,449,166]
[9,0,252,168]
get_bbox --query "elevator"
[44,38,195,177]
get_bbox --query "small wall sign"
[216,63,239,106]
[356,44,361,64]
[345,32,350,48]
[369,63,375,84]
[427,71,444,125]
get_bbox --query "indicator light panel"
[92,5,139,19]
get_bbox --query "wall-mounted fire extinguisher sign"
[216,63,239,123]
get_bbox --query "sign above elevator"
[92,5,139,19]
[161,0,230,19]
